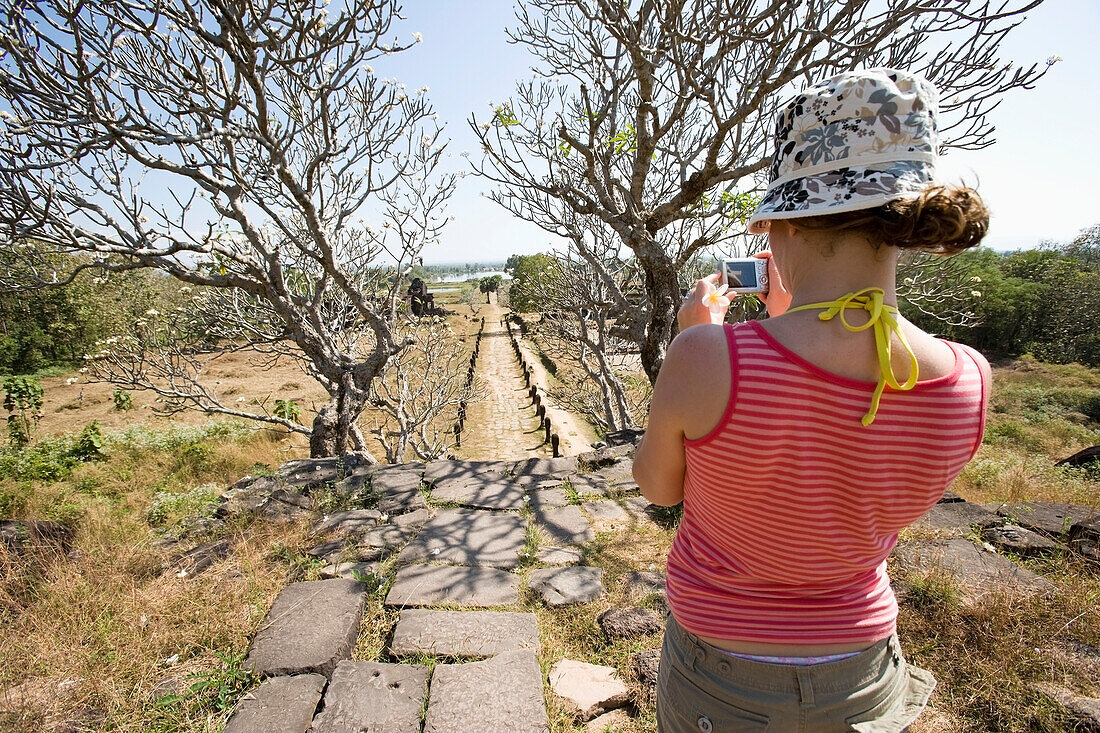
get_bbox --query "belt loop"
[796,669,816,708]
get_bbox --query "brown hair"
[790,184,989,255]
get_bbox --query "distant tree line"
[902,225,1100,367]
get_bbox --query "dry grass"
[0,425,311,732]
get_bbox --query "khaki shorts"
[658,615,936,732]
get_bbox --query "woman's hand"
[677,273,728,331]
[755,251,792,317]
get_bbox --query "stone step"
[424,649,548,733]
[535,505,594,546]
[390,609,540,658]
[311,661,429,733]
[245,578,366,678]
[397,508,527,568]
[223,674,326,733]
[385,564,521,608]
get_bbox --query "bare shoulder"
[899,320,961,380]
[661,324,732,440]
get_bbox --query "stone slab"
[548,659,630,721]
[1034,683,1100,732]
[528,566,605,607]
[398,508,527,568]
[632,649,660,698]
[911,501,1002,535]
[377,489,428,515]
[424,649,548,733]
[430,476,529,510]
[390,609,540,657]
[587,709,632,732]
[892,539,1056,605]
[310,661,428,733]
[371,469,425,494]
[511,455,579,478]
[997,502,1098,538]
[319,561,379,581]
[385,564,520,608]
[424,459,511,483]
[537,546,584,566]
[245,579,366,678]
[222,673,326,733]
[981,525,1060,555]
[536,505,594,546]
[528,487,570,510]
[583,500,627,522]
[310,509,382,538]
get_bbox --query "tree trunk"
[638,258,681,385]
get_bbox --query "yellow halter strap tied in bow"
[784,287,918,426]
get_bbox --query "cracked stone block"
[310,661,428,733]
[390,609,540,658]
[310,509,383,539]
[583,500,627,522]
[911,502,1002,536]
[245,579,366,678]
[385,564,520,608]
[597,607,663,640]
[222,674,326,733]
[997,502,1097,538]
[549,659,630,721]
[424,649,548,733]
[528,566,605,607]
[536,506,593,546]
[892,538,1056,606]
[430,476,529,510]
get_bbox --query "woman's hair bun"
[792,184,990,255]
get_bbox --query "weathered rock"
[568,474,613,497]
[892,539,1056,605]
[309,509,383,538]
[276,454,371,490]
[939,490,965,503]
[377,489,428,515]
[1050,638,1100,680]
[1070,516,1100,562]
[621,496,655,523]
[370,467,425,494]
[1033,683,1100,732]
[424,649,548,733]
[597,607,663,640]
[423,459,509,484]
[511,455,579,478]
[430,476,529,510]
[310,661,428,733]
[536,505,594,546]
[176,539,231,576]
[245,579,366,678]
[911,502,1002,535]
[528,566,605,607]
[398,508,527,568]
[621,571,667,601]
[586,709,633,732]
[1,520,74,556]
[583,500,627,522]
[548,659,630,721]
[632,649,661,699]
[527,487,570,510]
[592,462,637,492]
[390,609,540,657]
[1055,445,1100,468]
[981,525,1060,555]
[536,546,584,566]
[577,443,634,469]
[997,502,1097,539]
[222,674,325,733]
[319,561,378,581]
[385,564,520,608]
[305,537,357,563]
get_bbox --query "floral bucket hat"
[746,68,939,235]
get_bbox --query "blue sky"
[374,0,1098,264]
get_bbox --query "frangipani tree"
[0,0,455,457]
[473,0,1050,383]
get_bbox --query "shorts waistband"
[666,615,902,696]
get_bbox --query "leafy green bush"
[2,375,43,447]
[112,389,133,411]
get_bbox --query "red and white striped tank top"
[666,320,989,645]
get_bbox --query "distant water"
[438,270,509,283]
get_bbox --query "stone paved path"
[225,451,650,733]
[455,305,551,462]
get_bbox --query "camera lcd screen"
[725,261,758,288]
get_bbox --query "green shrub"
[72,422,108,462]
[112,389,133,411]
[2,375,43,447]
[146,483,222,527]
